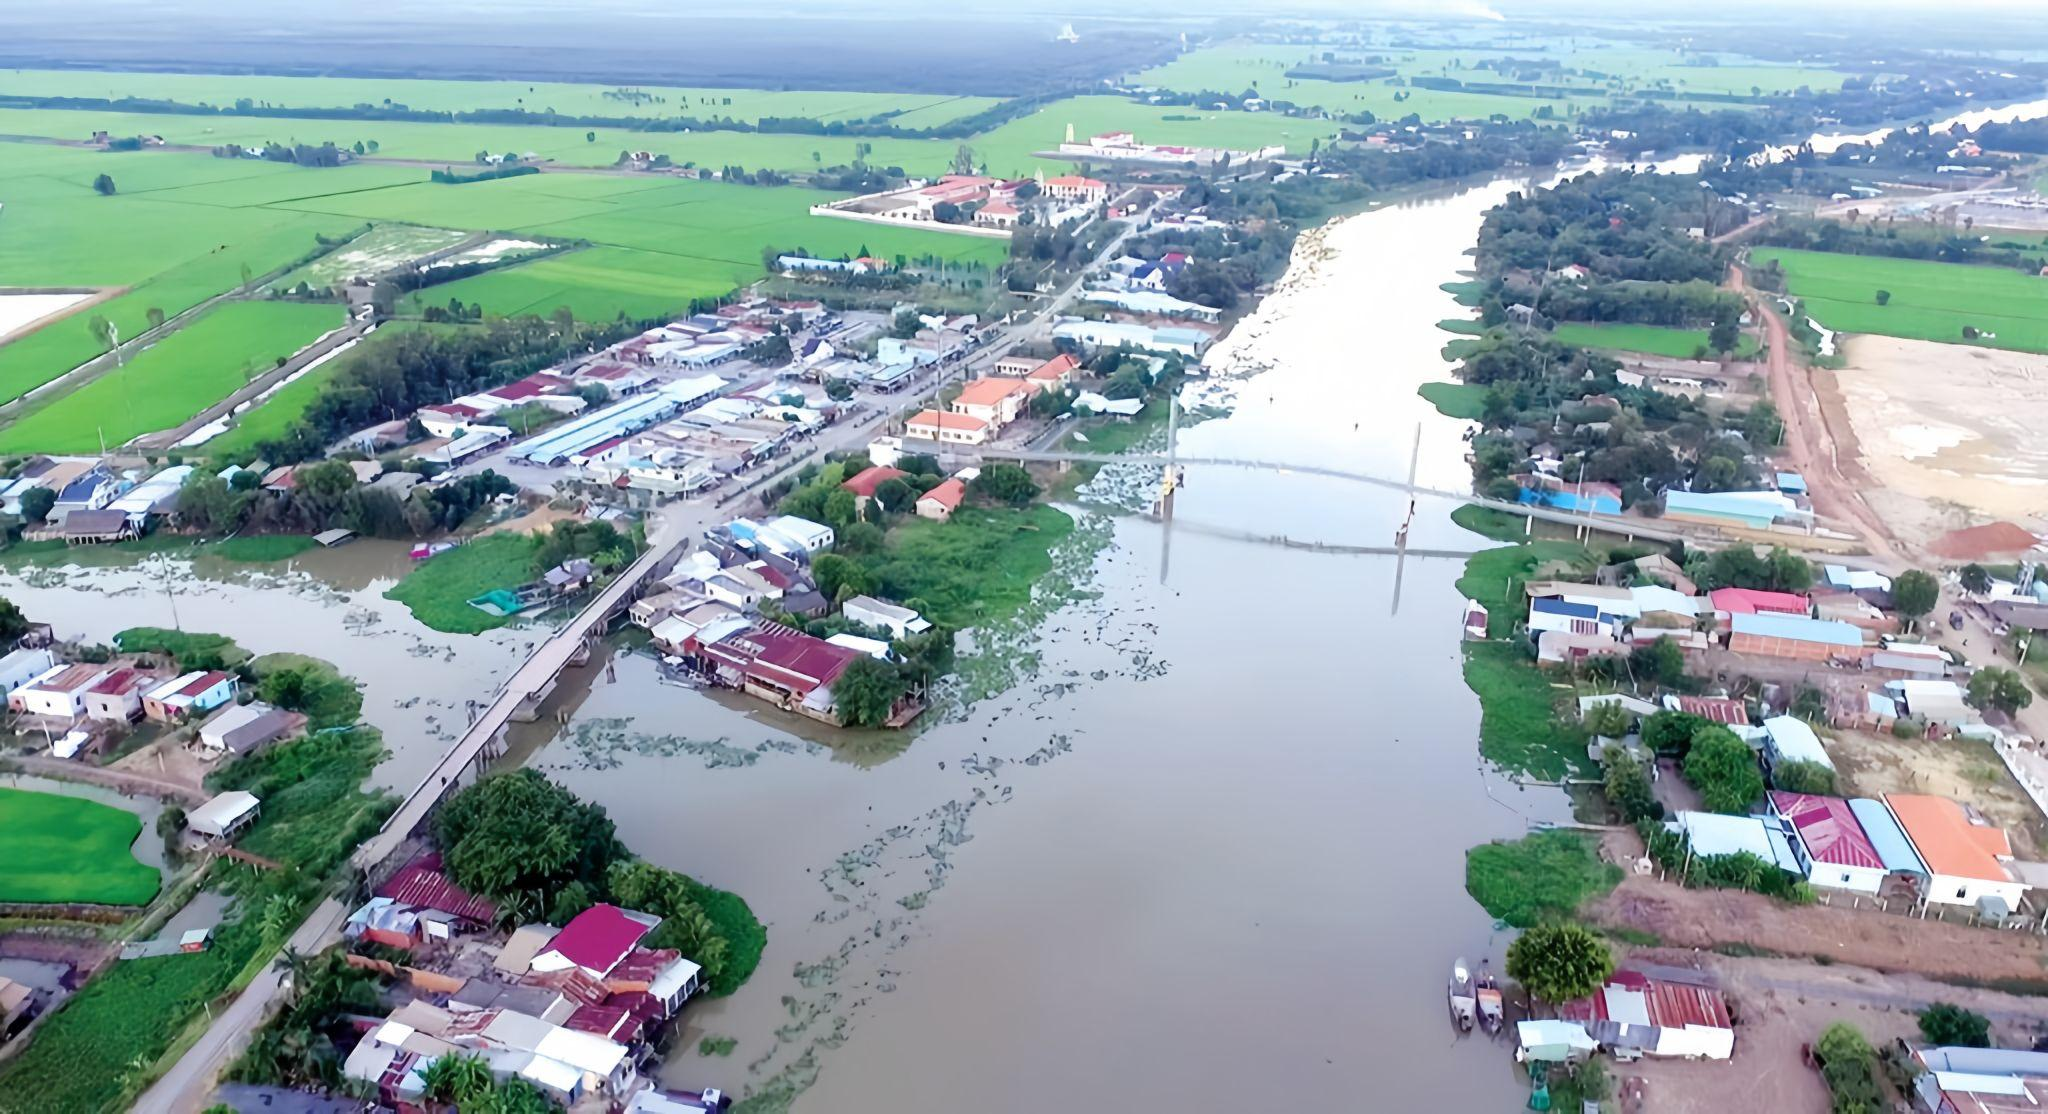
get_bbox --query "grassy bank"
[1450,505,1596,779]
[854,504,1073,630]
[115,627,251,668]
[1466,829,1621,927]
[1419,381,1487,420]
[687,878,766,998]
[1553,321,1760,360]
[0,789,160,906]
[384,533,539,634]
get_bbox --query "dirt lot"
[1835,334,2048,544]
[1609,949,2048,1114]
[1590,830,2048,983]
[1828,727,2048,858]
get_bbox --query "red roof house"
[1767,792,1884,872]
[1556,968,1734,1059]
[1709,588,1811,617]
[531,904,658,979]
[1676,695,1749,726]
[840,466,909,501]
[916,478,967,521]
[374,852,499,925]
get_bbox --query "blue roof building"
[1775,471,1808,495]
[1847,798,1928,879]
[1663,489,1810,530]
[1729,611,1864,649]
[1519,483,1623,515]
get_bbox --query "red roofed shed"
[532,904,657,978]
[374,852,499,925]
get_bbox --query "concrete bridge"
[350,522,692,870]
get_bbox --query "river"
[1,172,1573,1110]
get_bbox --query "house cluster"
[566,386,840,507]
[810,169,1105,238]
[1055,128,1284,169]
[903,354,1080,447]
[1519,965,1735,1066]
[627,495,942,728]
[340,857,725,1112]
[1073,250,1226,325]
[1511,422,1815,538]
[0,458,198,544]
[2,643,302,763]
[1666,790,2031,916]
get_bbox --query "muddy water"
[0,540,528,792]
[492,174,1578,1114]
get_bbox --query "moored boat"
[1476,965,1505,1037]
[1448,958,1477,1033]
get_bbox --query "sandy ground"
[481,503,584,538]
[1829,727,2048,857]
[1836,334,2048,541]
[1590,830,2048,981]
[0,286,118,347]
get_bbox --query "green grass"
[1451,504,1530,544]
[1454,530,1596,779]
[1752,247,2048,354]
[210,535,315,562]
[248,652,363,732]
[115,626,251,668]
[1419,381,1487,420]
[200,320,464,461]
[685,877,766,998]
[0,70,998,129]
[0,789,159,906]
[1553,321,1759,360]
[1436,317,1483,336]
[384,533,540,633]
[1466,829,1622,927]
[0,300,342,453]
[1441,280,1488,306]
[854,504,1073,630]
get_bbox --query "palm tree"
[273,946,315,1002]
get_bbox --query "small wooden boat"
[1476,966,1506,1037]
[1448,958,1477,1033]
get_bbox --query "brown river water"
[2,170,1581,1112]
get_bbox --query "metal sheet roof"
[1731,612,1863,648]
[1848,798,1927,876]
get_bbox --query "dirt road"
[0,755,209,806]
[1727,264,1902,564]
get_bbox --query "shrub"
[1682,725,1765,813]
[1919,1002,1992,1048]
[1816,1022,1883,1113]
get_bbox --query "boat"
[1476,966,1506,1037]
[1448,958,1477,1033]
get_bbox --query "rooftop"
[840,466,908,499]
[375,852,499,924]
[907,410,989,433]
[1730,611,1863,648]
[1887,794,2014,884]
[1769,792,1882,869]
[953,377,1032,407]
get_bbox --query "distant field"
[1129,41,1847,123]
[1751,248,2048,354]
[200,320,457,461]
[1553,321,1759,359]
[0,788,159,906]
[0,144,360,403]
[0,70,1000,128]
[409,246,751,321]
[268,223,468,291]
[0,299,341,453]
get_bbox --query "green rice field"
[1553,321,1759,359]
[0,299,342,453]
[1751,248,2048,354]
[0,788,160,906]
[0,69,1000,128]
[200,321,460,461]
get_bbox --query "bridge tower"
[1155,390,1183,519]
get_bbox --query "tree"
[87,313,115,352]
[1919,1002,1992,1048]
[1683,726,1765,813]
[822,489,859,533]
[1642,710,1709,758]
[971,462,1038,507]
[1891,569,1938,629]
[586,131,596,143]
[145,306,166,330]
[1817,1022,1884,1113]
[1960,563,1992,596]
[1708,317,1738,353]
[931,200,961,224]
[92,173,116,196]
[873,476,915,516]
[18,485,54,524]
[605,861,730,988]
[1505,922,1614,1004]
[1583,701,1630,740]
[420,1052,494,1106]
[258,667,315,712]
[1630,636,1686,688]
[1875,290,1891,306]
[1967,666,2033,716]
[1772,758,1836,795]
[434,770,621,913]
[0,597,31,647]
[831,655,907,728]
[1602,745,1660,823]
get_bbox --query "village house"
[1042,175,1108,204]
[840,465,909,513]
[916,477,967,522]
[1708,587,1811,619]
[950,377,1033,430]
[650,603,747,656]
[1670,810,1803,875]
[197,701,301,757]
[698,622,864,725]
[1662,489,1812,531]
[1886,794,2027,911]
[63,508,136,545]
[9,662,109,720]
[1517,477,1623,515]
[1767,792,1888,895]
[1671,694,1749,726]
[1553,968,1736,1060]
[0,647,55,699]
[417,403,487,438]
[1760,715,1834,775]
[349,852,500,950]
[1026,353,1081,391]
[1727,612,1867,661]
[1527,597,1623,641]
[1913,1047,2048,1111]
[992,355,1039,377]
[187,790,261,843]
[906,409,991,446]
[842,596,932,640]
[144,670,239,722]
[1597,554,1698,596]
[82,667,156,724]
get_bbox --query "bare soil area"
[1589,831,2048,983]
[1829,727,2048,858]
[1836,334,2048,542]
